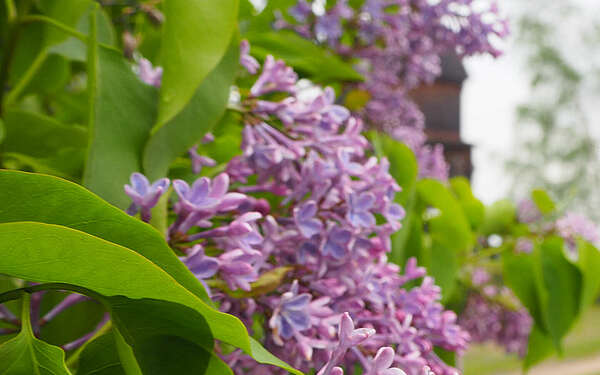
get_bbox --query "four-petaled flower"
[269,281,312,343]
[323,226,352,259]
[124,173,170,222]
[294,200,323,238]
[347,192,376,228]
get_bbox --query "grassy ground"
[463,305,600,375]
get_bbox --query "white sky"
[461,0,600,204]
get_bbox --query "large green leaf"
[156,0,239,128]
[480,199,516,236]
[502,251,545,329]
[1,110,87,158]
[0,170,209,303]
[576,240,600,310]
[417,179,472,252]
[370,132,418,205]
[0,295,71,375]
[415,180,472,300]
[76,331,125,375]
[109,298,232,375]
[531,188,555,215]
[449,177,485,231]
[143,39,239,180]
[83,43,158,208]
[535,237,582,350]
[1,109,87,179]
[0,222,301,375]
[523,325,555,370]
[246,31,363,82]
[40,0,116,61]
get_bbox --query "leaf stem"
[20,293,32,335]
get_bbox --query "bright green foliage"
[450,177,485,231]
[246,31,363,83]
[156,0,239,128]
[1,110,87,178]
[480,199,517,235]
[531,189,556,214]
[83,45,158,209]
[143,39,239,180]
[0,170,209,302]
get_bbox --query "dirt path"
[502,355,600,375]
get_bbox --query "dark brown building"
[410,54,473,178]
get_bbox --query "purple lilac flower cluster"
[278,0,508,180]
[458,269,532,357]
[124,42,470,375]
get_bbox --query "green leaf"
[576,240,600,310]
[523,325,555,370]
[531,189,555,214]
[1,110,87,158]
[22,53,71,95]
[416,179,472,252]
[0,294,71,375]
[143,38,239,180]
[535,237,582,350]
[416,179,472,301]
[0,222,301,375]
[83,44,158,208]
[246,30,363,82]
[156,0,239,128]
[428,241,458,301]
[369,132,418,204]
[2,150,86,181]
[76,331,126,375]
[107,297,233,375]
[480,199,516,236]
[503,251,545,329]
[0,110,87,179]
[0,170,209,302]
[449,177,485,231]
[41,0,116,61]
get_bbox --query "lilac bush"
[0,2,598,374]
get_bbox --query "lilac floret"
[294,200,323,238]
[137,57,162,87]
[124,173,170,222]
[347,192,376,228]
